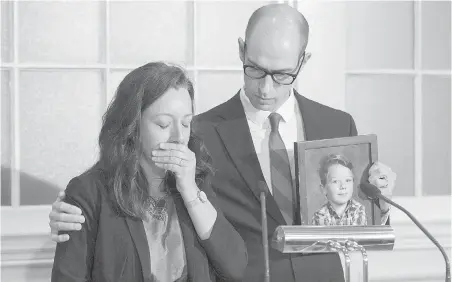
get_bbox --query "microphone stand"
[378,194,451,282]
[261,191,270,282]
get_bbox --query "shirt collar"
[327,200,354,219]
[239,87,296,127]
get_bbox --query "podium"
[271,225,395,282]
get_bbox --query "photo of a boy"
[311,154,367,226]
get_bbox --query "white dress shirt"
[239,88,305,195]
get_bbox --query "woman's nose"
[170,124,185,144]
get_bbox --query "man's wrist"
[378,199,391,213]
[380,203,390,213]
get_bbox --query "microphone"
[361,183,451,282]
[258,181,271,282]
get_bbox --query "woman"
[51,62,247,282]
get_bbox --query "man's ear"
[238,37,245,64]
[299,52,311,70]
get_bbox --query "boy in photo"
[311,154,367,226]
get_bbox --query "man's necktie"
[268,112,294,225]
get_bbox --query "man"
[49,4,396,281]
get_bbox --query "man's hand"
[49,191,85,243]
[368,162,397,213]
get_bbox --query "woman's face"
[140,87,193,173]
[323,164,354,207]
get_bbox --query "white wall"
[296,0,347,111]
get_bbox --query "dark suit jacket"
[194,91,358,282]
[51,167,247,282]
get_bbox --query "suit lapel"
[124,217,151,281]
[294,90,320,141]
[173,194,211,281]
[215,93,286,224]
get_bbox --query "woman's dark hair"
[318,154,354,186]
[96,62,213,219]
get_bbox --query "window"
[2,0,449,232]
[344,1,451,197]
[1,0,286,233]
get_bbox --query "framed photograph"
[294,134,381,226]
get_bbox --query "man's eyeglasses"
[243,52,305,85]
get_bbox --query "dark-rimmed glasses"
[243,49,305,85]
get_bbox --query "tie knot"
[268,112,283,132]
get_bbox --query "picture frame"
[294,134,381,226]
